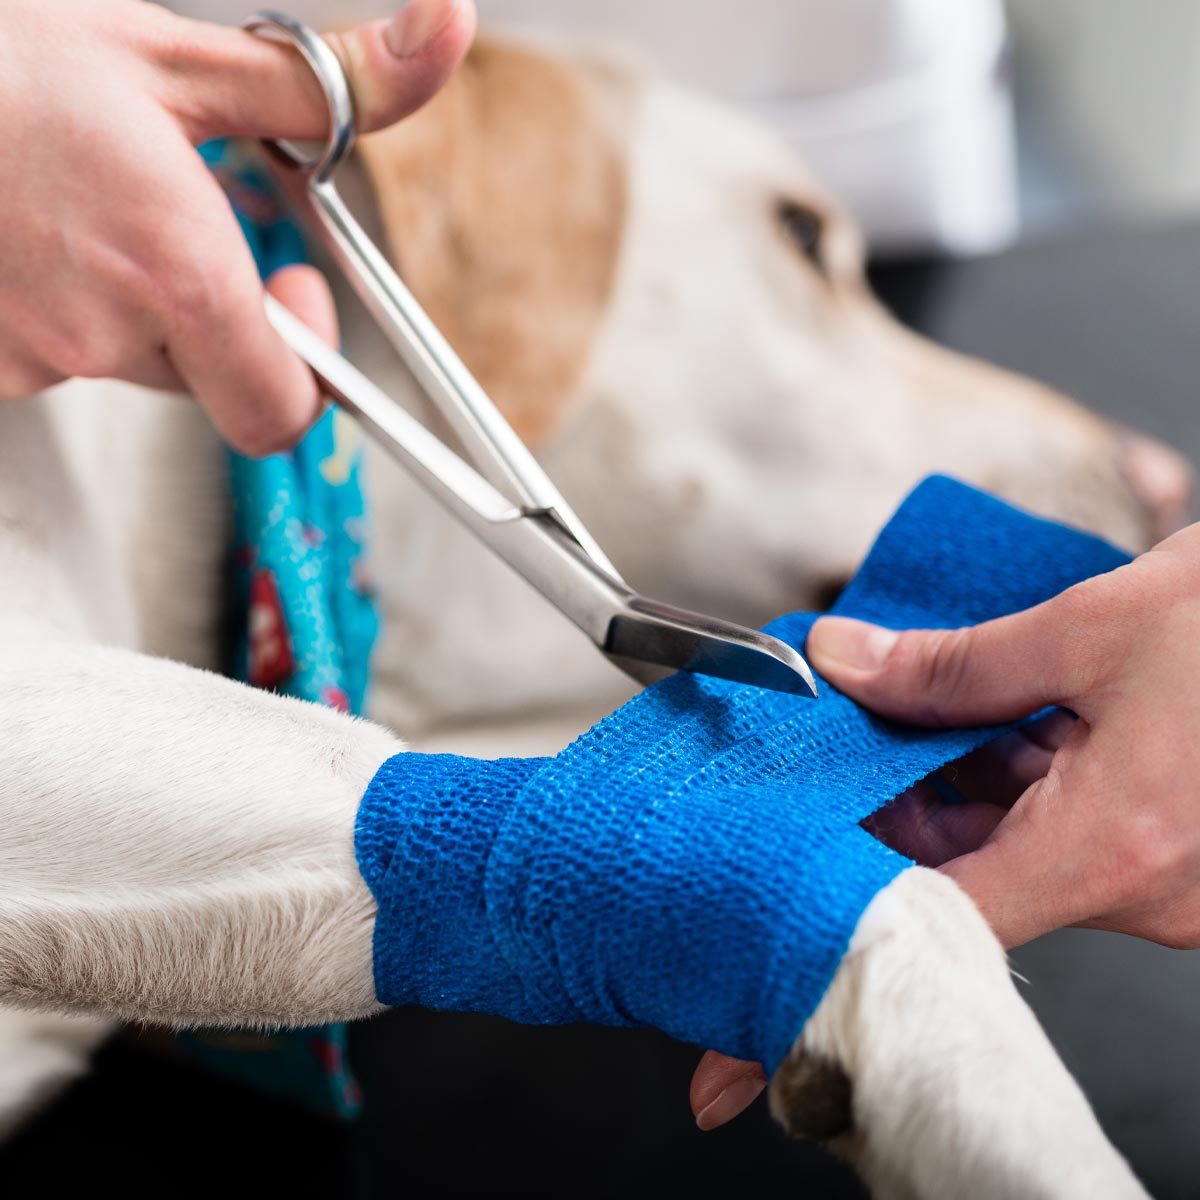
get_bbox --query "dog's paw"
[768,1040,854,1141]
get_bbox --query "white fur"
[787,869,1146,1199]
[0,631,392,1027]
[0,45,1155,1199]
[0,394,398,1129]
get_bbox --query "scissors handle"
[242,10,621,580]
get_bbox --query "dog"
[0,32,1185,1199]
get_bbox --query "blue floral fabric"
[173,140,378,1117]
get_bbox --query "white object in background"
[164,0,1018,255]
[479,0,1019,255]
[1006,0,1200,231]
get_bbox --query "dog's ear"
[356,35,635,445]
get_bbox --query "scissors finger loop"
[241,9,356,182]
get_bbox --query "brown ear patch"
[356,37,633,445]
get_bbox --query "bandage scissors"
[242,10,817,698]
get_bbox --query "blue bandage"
[356,477,1130,1070]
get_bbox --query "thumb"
[807,589,1103,727]
[161,0,476,142]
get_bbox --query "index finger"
[156,168,325,455]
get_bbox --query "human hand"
[687,714,1074,1130]
[691,522,1200,1127]
[804,523,1200,948]
[0,0,474,453]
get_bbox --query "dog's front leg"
[0,625,1149,1199]
[772,868,1148,1200]
[0,626,399,1027]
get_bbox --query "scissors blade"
[244,11,818,699]
[267,298,820,699]
[604,597,819,698]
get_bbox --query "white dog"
[0,33,1185,1199]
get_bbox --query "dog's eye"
[778,201,825,270]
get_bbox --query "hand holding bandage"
[354,478,1132,1070]
[811,514,1200,953]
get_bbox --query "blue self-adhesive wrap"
[356,477,1131,1070]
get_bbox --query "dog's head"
[348,35,1191,733]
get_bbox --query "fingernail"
[695,1075,767,1131]
[810,617,898,672]
[385,0,461,58]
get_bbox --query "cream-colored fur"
[775,871,1145,1200]
[0,33,1161,1200]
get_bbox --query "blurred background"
[8,2,1197,1197]
[481,0,1200,257]
[183,0,1200,254]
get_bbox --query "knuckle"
[1119,810,1180,887]
[147,216,255,334]
[104,248,166,318]
[895,627,975,713]
[128,4,219,74]
[33,329,120,382]
[155,251,228,333]
[28,328,107,379]
[72,344,125,381]
[228,395,314,458]
[133,15,257,141]
[1046,584,1115,693]
[0,358,61,398]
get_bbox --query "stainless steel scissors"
[241,9,817,698]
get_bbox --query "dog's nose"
[1119,430,1195,542]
